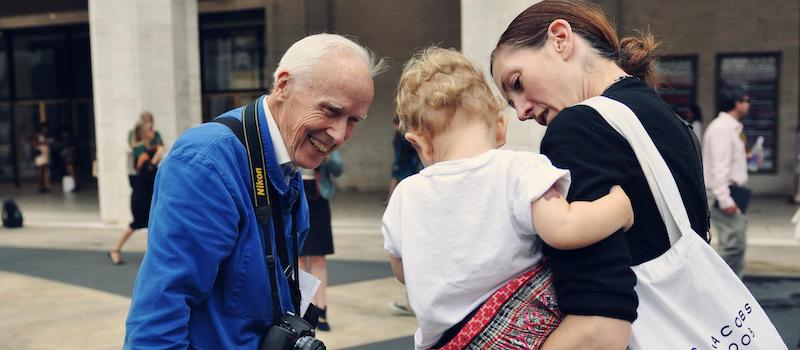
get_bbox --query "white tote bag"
[580,96,786,350]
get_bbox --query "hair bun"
[619,31,660,87]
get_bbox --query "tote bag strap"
[579,96,693,245]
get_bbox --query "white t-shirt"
[381,149,570,349]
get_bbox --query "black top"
[540,77,708,322]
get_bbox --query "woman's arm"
[532,185,633,250]
[541,315,631,350]
[538,106,639,339]
[150,145,166,165]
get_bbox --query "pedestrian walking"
[703,85,752,278]
[33,125,51,193]
[108,117,164,265]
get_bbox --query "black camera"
[260,313,326,350]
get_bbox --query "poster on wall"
[717,53,781,174]
[658,55,697,118]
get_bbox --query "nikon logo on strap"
[255,167,266,196]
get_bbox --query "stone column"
[264,0,329,83]
[461,0,543,152]
[89,0,201,223]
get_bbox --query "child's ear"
[405,132,433,166]
[495,113,508,148]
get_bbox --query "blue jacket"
[317,150,343,200]
[125,96,310,349]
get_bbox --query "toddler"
[383,47,634,350]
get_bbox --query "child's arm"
[389,255,405,284]
[531,185,633,250]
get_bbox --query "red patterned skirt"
[433,261,562,350]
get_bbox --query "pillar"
[461,0,544,152]
[89,0,202,223]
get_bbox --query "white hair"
[272,33,387,88]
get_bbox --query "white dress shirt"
[262,97,295,183]
[702,111,748,209]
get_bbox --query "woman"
[129,111,162,152]
[298,150,342,331]
[109,117,164,265]
[490,0,707,347]
[33,125,51,193]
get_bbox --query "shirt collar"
[718,111,743,131]
[262,97,293,167]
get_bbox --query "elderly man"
[125,34,384,349]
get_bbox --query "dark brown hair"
[492,0,660,87]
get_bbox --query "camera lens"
[294,336,325,350]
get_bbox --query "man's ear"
[547,19,574,61]
[495,113,508,148]
[273,71,292,101]
[404,132,433,166]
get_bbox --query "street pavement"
[1,183,799,349]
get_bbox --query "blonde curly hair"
[395,46,504,137]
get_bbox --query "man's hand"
[721,204,739,216]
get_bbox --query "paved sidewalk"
[1,183,799,348]
[6,182,799,275]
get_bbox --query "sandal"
[107,250,124,265]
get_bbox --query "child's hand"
[610,185,634,231]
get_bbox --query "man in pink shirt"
[702,85,751,278]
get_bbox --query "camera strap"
[266,175,303,314]
[213,98,302,324]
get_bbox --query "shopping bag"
[580,96,785,350]
[62,175,76,193]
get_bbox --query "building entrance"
[9,99,94,184]
[0,24,95,188]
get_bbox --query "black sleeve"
[540,106,638,322]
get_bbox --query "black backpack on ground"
[2,198,23,228]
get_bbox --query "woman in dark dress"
[299,150,342,331]
[108,117,164,265]
[490,0,708,347]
